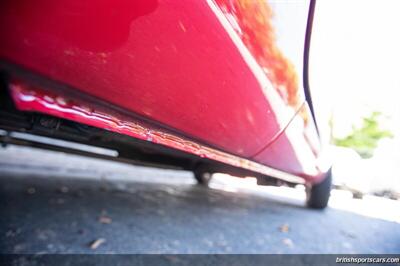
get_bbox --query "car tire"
[306,168,332,209]
[193,164,213,186]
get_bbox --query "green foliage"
[333,111,393,158]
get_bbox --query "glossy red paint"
[0,0,299,158]
[0,0,325,183]
[253,104,327,182]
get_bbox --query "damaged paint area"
[9,80,305,184]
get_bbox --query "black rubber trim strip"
[303,0,319,135]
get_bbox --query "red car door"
[0,0,310,159]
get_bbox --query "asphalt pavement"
[0,145,399,255]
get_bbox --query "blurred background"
[310,0,400,200]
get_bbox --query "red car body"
[0,0,329,186]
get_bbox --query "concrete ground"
[0,145,399,254]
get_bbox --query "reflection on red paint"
[214,0,300,108]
